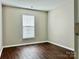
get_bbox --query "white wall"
[0,0,2,56]
[48,0,74,50]
[2,6,48,46]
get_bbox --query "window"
[22,15,35,39]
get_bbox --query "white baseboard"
[0,41,74,57]
[48,41,74,51]
[3,41,48,48]
[3,41,74,51]
[0,48,3,57]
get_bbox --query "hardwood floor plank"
[0,43,74,59]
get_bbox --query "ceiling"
[2,0,68,11]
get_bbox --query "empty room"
[0,0,75,59]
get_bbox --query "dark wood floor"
[0,42,74,59]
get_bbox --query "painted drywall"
[78,0,79,59]
[0,0,2,56]
[2,0,68,11]
[48,0,74,49]
[2,6,48,46]
[78,0,79,23]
